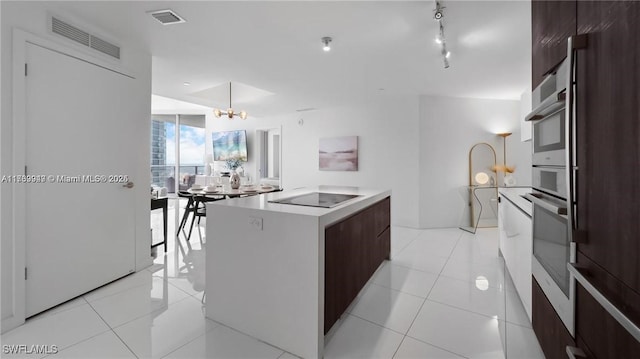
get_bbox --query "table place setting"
[187,183,277,197]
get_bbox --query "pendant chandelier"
[213,82,247,120]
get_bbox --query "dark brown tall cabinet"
[573,1,640,357]
[531,1,640,358]
[531,0,576,89]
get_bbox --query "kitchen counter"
[207,185,390,223]
[205,186,391,358]
[498,186,532,216]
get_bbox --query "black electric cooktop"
[268,192,360,208]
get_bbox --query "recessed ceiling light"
[435,36,442,44]
[445,51,451,59]
[183,82,191,86]
[321,37,332,52]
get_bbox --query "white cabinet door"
[25,43,137,316]
[514,206,533,319]
[498,194,533,320]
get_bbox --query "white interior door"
[25,43,137,317]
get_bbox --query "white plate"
[189,187,203,191]
[203,189,219,194]
[260,186,274,190]
[242,189,258,193]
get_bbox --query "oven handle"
[525,193,568,216]
[566,34,587,237]
[525,90,566,122]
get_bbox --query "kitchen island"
[205,186,391,358]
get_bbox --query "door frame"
[5,28,136,332]
[255,125,284,189]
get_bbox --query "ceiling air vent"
[148,9,186,25]
[51,17,121,60]
[90,35,120,59]
[52,17,90,47]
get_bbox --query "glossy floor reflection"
[2,207,544,358]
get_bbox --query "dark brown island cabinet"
[324,197,390,334]
[531,1,640,358]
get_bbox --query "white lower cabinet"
[498,191,533,320]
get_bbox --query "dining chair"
[187,194,225,244]
[176,191,197,240]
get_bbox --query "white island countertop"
[208,185,391,225]
[205,186,391,359]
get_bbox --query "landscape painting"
[319,136,358,171]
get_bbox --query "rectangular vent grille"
[90,35,120,59]
[52,17,90,47]
[149,9,186,25]
[51,17,121,60]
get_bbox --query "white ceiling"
[46,1,531,116]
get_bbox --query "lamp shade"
[475,172,490,185]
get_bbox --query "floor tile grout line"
[108,294,197,331]
[346,313,410,337]
[387,261,449,276]
[109,295,209,358]
[85,279,195,330]
[23,296,90,326]
[366,281,429,300]
[437,273,508,291]
[429,231,508,323]
[206,318,292,356]
[411,229,477,359]
[18,300,112,359]
[164,277,205,299]
[390,235,418,258]
[107,330,140,359]
[397,230,464,359]
[38,329,115,359]
[399,333,472,359]
[390,334,408,359]
[84,299,139,359]
[424,297,505,322]
[157,311,226,359]
[158,327,212,359]
[84,275,153,305]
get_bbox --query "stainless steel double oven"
[525,38,580,336]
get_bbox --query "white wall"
[1,2,151,332]
[418,95,531,228]
[207,94,421,228]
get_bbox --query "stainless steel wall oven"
[525,38,581,336]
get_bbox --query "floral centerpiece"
[225,158,243,189]
[225,158,242,171]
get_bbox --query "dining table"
[186,185,280,198]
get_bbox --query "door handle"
[122,181,134,189]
